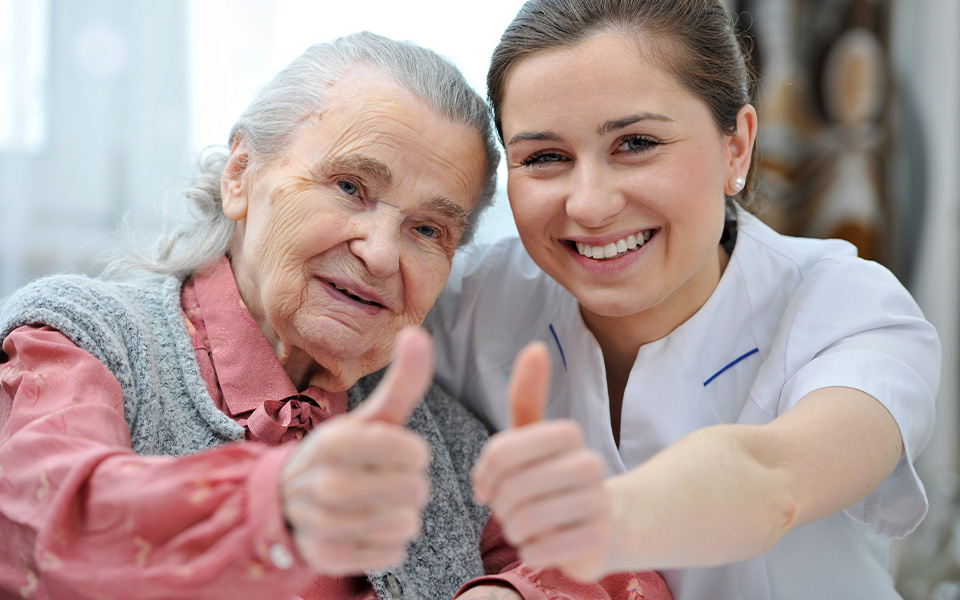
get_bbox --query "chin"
[575,289,660,319]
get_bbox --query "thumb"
[353,326,435,425]
[509,341,552,428]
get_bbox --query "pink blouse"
[0,258,672,600]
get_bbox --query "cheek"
[403,259,451,324]
[507,178,552,235]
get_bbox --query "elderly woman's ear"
[221,137,251,222]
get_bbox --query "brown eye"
[619,135,659,153]
[521,151,567,167]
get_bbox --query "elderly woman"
[0,32,672,600]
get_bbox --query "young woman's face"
[501,33,752,339]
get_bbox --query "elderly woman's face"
[222,69,487,390]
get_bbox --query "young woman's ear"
[724,104,758,195]
[221,137,251,222]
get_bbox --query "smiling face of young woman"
[501,33,755,345]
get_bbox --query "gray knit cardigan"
[0,273,492,600]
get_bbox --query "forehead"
[501,33,701,125]
[286,67,487,207]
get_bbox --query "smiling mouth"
[573,230,654,260]
[329,282,385,308]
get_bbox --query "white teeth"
[575,230,652,260]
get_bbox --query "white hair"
[111,31,499,279]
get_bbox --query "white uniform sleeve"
[775,253,940,538]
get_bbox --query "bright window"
[0,0,50,153]
[186,0,523,153]
[187,0,524,242]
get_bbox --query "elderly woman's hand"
[281,328,434,575]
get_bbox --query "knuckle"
[508,507,538,542]
[581,523,609,553]
[573,452,606,481]
[397,509,423,539]
[314,471,359,505]
[483,440,508,467]
[556,420,585,446]
[408,436,432,470]
[414,477,432,506]
[495,474,523,512]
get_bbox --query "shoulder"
[735,210,861,281]
[742,212,921,316]
[3,272,180,312]
[1,272,184,355]
[732,211,920,328]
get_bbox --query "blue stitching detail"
[548,323,568,371]
[703,347,759,387]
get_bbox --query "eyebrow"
[320,153,393,186]
[424,197,470,233]
[319,153,469,231]
[507,130,562,146]
[597,112,674,136]
[507,112,675,147]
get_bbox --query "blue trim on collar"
[548,323,567,371]
[703,347,759,387]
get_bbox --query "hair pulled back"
[487,0,760,211]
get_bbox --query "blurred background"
[0,0,957,596]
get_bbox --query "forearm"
[8,441,316,599]
[0,419,315,599]
[605,424,797,571]
[605,386,903,571]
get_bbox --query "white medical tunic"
[426,208,939,599]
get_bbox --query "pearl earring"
[733,176,746,193]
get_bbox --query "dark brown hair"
[487,0,762,212]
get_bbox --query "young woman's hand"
[281,328,434,574]
[473,342,611,582]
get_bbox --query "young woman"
[427,1,939,598]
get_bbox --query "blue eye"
[415,224,438,238]
[338,180,359,195]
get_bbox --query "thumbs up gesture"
[281,327,434,575]
[473,342,611,582]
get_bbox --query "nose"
[564,162,626,229]
[349,212,402,277]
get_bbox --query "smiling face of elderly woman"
[220,67,488,392]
